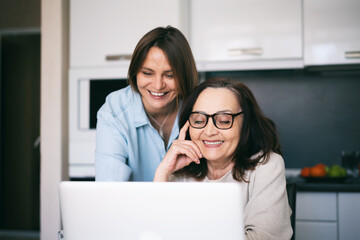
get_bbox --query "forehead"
[192,87,240,113]
[142,47,171,69]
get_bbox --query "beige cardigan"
[171,152,293,240]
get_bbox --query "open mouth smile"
[149,91,167,97]
[203,140,224,145]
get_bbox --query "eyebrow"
[140,67,173,73]
[192,110,235,114]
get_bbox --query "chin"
[203,156,222,162]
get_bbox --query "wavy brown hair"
[175,78,282,182]
[128,26,198,101]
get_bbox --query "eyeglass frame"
[188,111,244,130]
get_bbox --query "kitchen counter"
[286,176,360,192]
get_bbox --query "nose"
[153,75,165,90]
[204,117,218,135]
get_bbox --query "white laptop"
[59,181,245,240]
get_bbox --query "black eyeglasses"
[189,111,243,130]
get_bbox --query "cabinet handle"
[228,48,263,56]
[345,51,360,59]
[106,54,132,61]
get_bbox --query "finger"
[178,121,190,141]
[172,141,199,162]
[179,140,202,160]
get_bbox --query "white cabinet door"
[304,0,360,66]
[190,0,302,71]
[296,192,338,240]
[338,193,360,240]
[296,222,338,240]
[296,192,337,221]
[70,0,188,68]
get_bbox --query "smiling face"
[189,87,243,165]
[136,47,178,114]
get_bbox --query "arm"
[95,103,131,181]
[244,153,293,240]
[154,122,202,182]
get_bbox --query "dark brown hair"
[128,26,198,100]
[175,78,282,182]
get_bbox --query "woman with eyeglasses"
[154,78,292,240]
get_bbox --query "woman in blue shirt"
[95,26,198,181]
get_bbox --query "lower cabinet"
[296,222,337,240]
[295,192,337,240]
[338,193,360,240]
[296,192,360,240]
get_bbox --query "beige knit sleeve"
[244,152,293,240]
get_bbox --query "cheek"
[167,79,177,92]
[231,122,242,142]
[189,128,200,141]
[136,74,143,88]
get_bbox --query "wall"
[41,0,69,239]
[206,68,360,168]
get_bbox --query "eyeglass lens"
[189,113,234,129]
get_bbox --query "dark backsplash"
[205,68,360,168]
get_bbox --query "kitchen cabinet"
[304,0,360,66]
[338,193,360,240]
[70,0,189,68]
[190,0,303,71]
[296,192,337,240]
[296,191,360,240]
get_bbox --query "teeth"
[204,141,223,145]
[150,91,165,96]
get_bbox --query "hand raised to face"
[153,121,202,182]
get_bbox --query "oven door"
[69,67,129,178]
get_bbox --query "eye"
[165,73,174,79]
[219,120,231,124]
[215,114,232,125]
[190,114,206,126]
[194,120,205,124]
[142,71,152,76]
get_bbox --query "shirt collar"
[132,91,149,128]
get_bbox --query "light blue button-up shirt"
[95,86,180,181]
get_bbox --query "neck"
[206,160,234,180]
[145,101,178,141]
[145,100,177,119]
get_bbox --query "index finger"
[178,121,190,141]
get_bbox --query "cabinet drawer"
[296,221,337,240]
[296,192,337,221]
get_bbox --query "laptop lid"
[59,181,244,240]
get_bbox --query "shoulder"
[258,152,284,169]
[98,85,140,118]
[247,152,285,180]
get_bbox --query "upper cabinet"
[190,0,303,71]
[70,0,360,71]
[304,0,360,66]
[70,0,189,68]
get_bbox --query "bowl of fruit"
[300,163,348,183]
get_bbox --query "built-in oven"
[69,67,129,178]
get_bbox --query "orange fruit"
[300,167,311,177]
[310,165,327,177]
[315,163,326,168]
